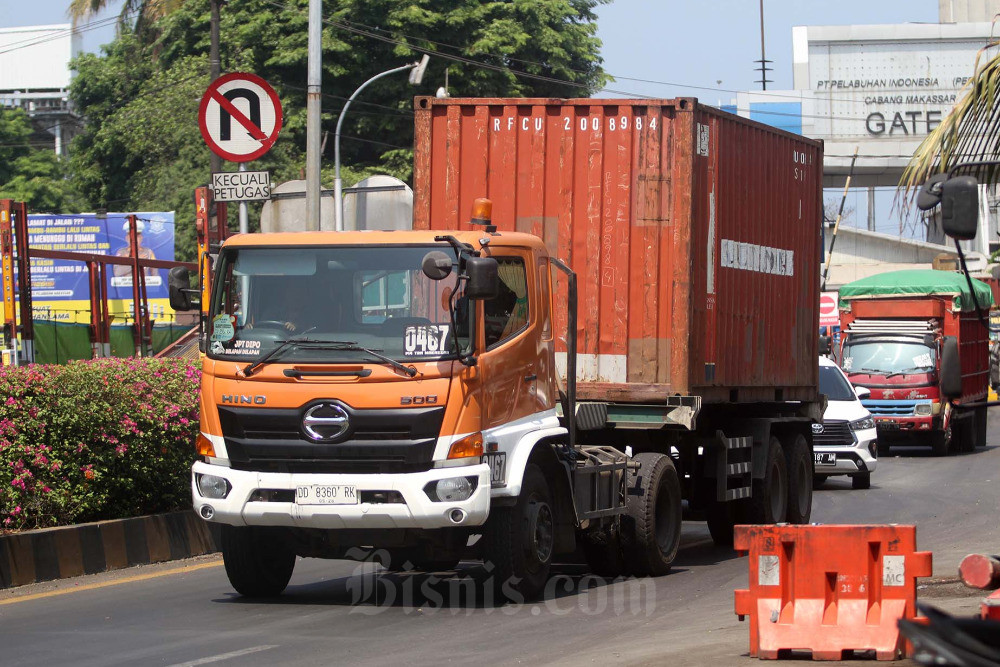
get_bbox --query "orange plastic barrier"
[734,524,932,661]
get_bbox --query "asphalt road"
[3,412,999,666]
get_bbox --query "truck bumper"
[191,461,491,530]
[873,415,935,432]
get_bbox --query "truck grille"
[218,404,445,474]
[862,399,917,416]
[813,420,854,447]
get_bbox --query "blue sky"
[6,0,940,99]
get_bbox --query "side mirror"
[168,266,197,311]
[819,335,832,356]
[421,250,453,280]
[940,335,963,399]
[940,175,979,240]
[464,256,499,300]
[854,386,871,400]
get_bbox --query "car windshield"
[841,339,936,375]
[819,364,857,401]
[206,245,472,363]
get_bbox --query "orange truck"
[173,98,824,600]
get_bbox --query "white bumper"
[192,461,491,530]
[814,427,878,476]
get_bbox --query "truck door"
[478,254,538,428]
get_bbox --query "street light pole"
[334,55,429,231]
[305,0,323,231]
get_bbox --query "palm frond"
[900,42,1000,200]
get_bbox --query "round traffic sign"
[199,72,283,162]
[819,292,839,326]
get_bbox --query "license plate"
[294,485,358,505]
[814,453,837,466]
[876,420,899,431]
[482,452,507,487]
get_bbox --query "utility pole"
[305,0,323,231]
[755,0,772,91]
[209,0,222,178]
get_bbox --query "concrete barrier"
[0,511,221,589]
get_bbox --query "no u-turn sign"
[199,72,283,162]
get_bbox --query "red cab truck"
[838,269,992,456]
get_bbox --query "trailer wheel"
[740,437,788,524]
[783,433,812,524]
[975,406,988,448]
[483,463,553,601]
[221,525,296,598]
[621,453,682,576]
[580,530,625,577]
[705,500,736,548]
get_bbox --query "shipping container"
[414,97,824,404]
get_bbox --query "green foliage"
[68,0,609,260]
[0,108,84,213]
[0,357,200,531]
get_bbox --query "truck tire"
[930,428,951,457]
[739,436,788,524]
[580,530,625,577]
[976,406,988,448]
[705,500,736,548]
[877,438,890,457]
[960,413,977,453]
[221,525,296,597]
[483,463,553,601]
[851,471,871,490]
[621,453,682,576]
[783,433,813,524]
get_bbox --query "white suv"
[816,356,879,489]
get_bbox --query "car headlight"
[914,403,932,416]
[196,473,230,499]
[850,416,875,431]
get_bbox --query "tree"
[69,0,187,34]
[901,41,1000,194]
[0,108,83,212]
[68,0,610,260]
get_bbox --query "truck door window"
[484,257,529,349]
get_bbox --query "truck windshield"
[206,245,472,364]
[841,340,936,376]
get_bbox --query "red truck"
[838,269,992,456]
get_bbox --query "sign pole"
[238,162,249,234]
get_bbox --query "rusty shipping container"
[413,97,823,405]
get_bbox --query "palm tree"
[900,41,1000,196]
[68,0,186,34]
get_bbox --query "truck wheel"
[877,438,890,457]
[783,433,812,524]
[621,453,682,576]
[930,428,951,457]
[221,525,296,597]
[851,471,871,490]
[960,414,977,453]
[740,436,788,524]
[976,406,988,448]
[483,463,553,601]
[580,530,625,577]
[705,500,736,548]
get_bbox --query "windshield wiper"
[298,340,418,377]
[241,328,318,376]
[849,367,887,375]
[884,366,935,378]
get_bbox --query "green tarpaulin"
[30,322,192,364]
[839,269,994,312]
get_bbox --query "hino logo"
[221,394,267,405]
[303,402,350,442]
[811,423,825,434]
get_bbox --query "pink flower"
[180,417,189,425]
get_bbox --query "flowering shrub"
[0,357,200,531]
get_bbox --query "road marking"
[167,645,279,666]
[0,560,223,606]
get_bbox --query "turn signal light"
[447,432,484,459]
[197,433,216,458]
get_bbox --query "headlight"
[850,416,875,431]
[914,403,932,416]
[196,473,230,499]
[424,476,477,502]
